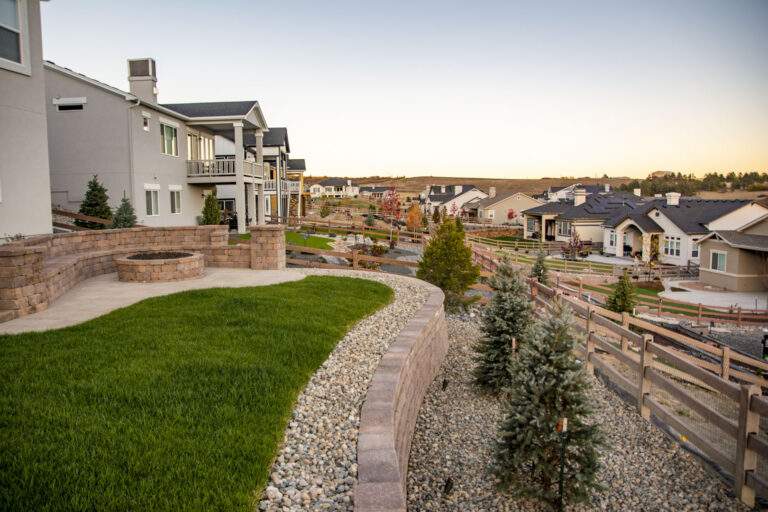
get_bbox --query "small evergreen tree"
[474,262,533,391]
[530,250,549,285]
[201,192,221,225]
[365,212,375,227]
[431,207,441,225]
[76,175,112,229]
[417,218,479,308]
[111,193,137,228]
[454,214,464,232]
[420,210,429,229]
[606,270,637,313]
[319,202,331,218]
[496,304,602,507]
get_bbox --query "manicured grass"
[579,282,716,315]
[300,225,398,241]
[0,276,392,511]
[285,230,333,249]
[492,235,525,242]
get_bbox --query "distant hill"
[304,176,635,196]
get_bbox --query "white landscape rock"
[406,314,750,512]
[260,269,431,511]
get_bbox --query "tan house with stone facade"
[698,215,768,292]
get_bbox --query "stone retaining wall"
[0,225,285,322]
[355,285,448,512]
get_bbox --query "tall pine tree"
[606,270,637,313]
[530,250,549,285]
[497,303,602,507]
[474,261,533,391]
[111,194,137,228]
[76,175,112,229]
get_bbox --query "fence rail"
[530,279,768,507]
[285,244,418,273]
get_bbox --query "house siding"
[707,203,768,231]
[45,68,207,227]
[699,239,768,292]
[646,209,695,266]
[0,0,53,238]
[479,194,542,225]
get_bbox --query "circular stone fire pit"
[115,251,204,282]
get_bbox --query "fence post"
[585,307,595,376]
[588,260,592,273]
[698,303,703,323]
[352,250,359,269]
[638,334,654,420]
[657,297,663,316]
[579,278,584,298]
[735,384,759,507]
[738,307,743,327]
[564,259,568,272]
[721,346,731,381]
[621,312,630,351]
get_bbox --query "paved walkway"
[0,268,305,335]
[660,279,768,310]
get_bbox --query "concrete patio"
[0,268,304,335]
[661,279,768,310]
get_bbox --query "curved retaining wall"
[355,284,448,512]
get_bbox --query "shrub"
[496,303,602,507]
[474,261,533,392]
[606,270,637,313]
[201,192,221,225]
[111,194,137,228]
[364,213,375,227]
[417,218,479,308]
[431,207,441,225]
[320,203,331,218]
[406,204,422,232]
[76,175,112,229]
[530,250,549,285]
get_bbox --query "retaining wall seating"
[115,252,205,283]
[355,284,448,512]
[0,225,286,322]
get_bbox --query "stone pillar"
[276,156,283,221]
[246,182,257,226]
[256,183,265,225]
[0,246,48,320]
[249,225,286,270]
[233,122,247,234]
[615,228,623,257]
[641,233,652,262]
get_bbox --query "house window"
[557,221,571,237]
[691,239,699,258]
[663,236,681,256]
[145,190,159,216]
[711,251,726,272]
[608,230,616,247]
[160,123,178,156]
[169,189,181,214]
[143,117,150,131]
[527,217,536,232]
[487,210,495,219]
[0,0,30,75]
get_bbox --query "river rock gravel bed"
[407,314,749,512]
[259,270,431,511]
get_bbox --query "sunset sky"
[40,0,768,178]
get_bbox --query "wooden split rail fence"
[285,244,419,273]
[531,280,768,507]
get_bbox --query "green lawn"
[285,230,333,249]
[0,276,392,511]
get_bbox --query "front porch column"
[541,216,547,242]
[256,183,265,225]
[254,129,264,166]
[246,182,256,226]
[615,228,624,257]
[641,233,652,262]
[233,121,247,234]
[276,157,283,221]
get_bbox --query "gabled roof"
[360,186,391,193]
[160,100,260,118]
[262,127,290,152]
[287,159,305,171]
[424,184,480,204]
[523,200,574,216]
[558,192,646,222]
[702,231,768,252]
[650,199,751,234]
[473,191,541,210]
[318,178,354,187]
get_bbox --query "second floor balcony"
[264,180,301,193]
[186,159,264,183]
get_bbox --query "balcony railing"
[264,179,277,191]
[263,180,301,193]
[186,159,263,179]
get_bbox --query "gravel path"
[407,314,749,512]
[260,270,431,511]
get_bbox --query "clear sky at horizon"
[40,0,768,179]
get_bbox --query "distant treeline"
[618,172,768,196]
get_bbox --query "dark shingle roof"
[288,158,305,171]
[558,193,645,222]
[711,231,768,252]
[424,184,479,204]
[160,100,259,118]
[523,200,575,215]
[360,186,390,193]
[472,191,521,209]
[262,127,288,148]
[318,178,354,187]
[652,199,750,234]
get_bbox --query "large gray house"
[44,57,270,233]
[0,0,53,239]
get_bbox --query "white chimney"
[127,58,158,103]
[633,188,641,197]
[654,193,663,198]
[573,188,587,206]
[441,185,446,193]
[604,184,610,192]
[665,192,681,206]
[347,179,352,186]
[455,185,463,194]
[489,186,496,198]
